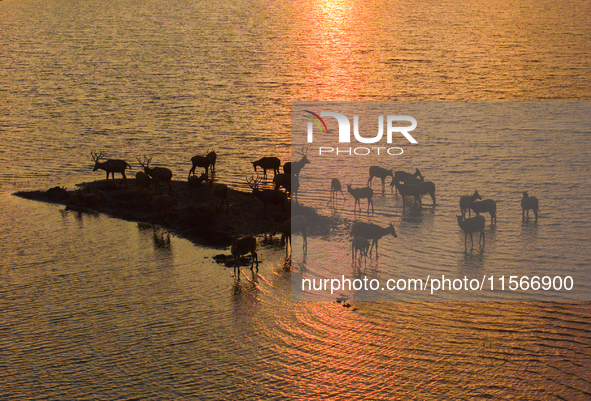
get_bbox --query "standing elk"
[390,168,423,193]
[346,184,374,213]
[330,178,346,201]
[283,154,310,177]
[152,194,173,223]
[457,215,485,251]
[135,171,154,193]
[137,156,173,194]
[368,166,393,188]
[247,176,288,218]
[351,222,397,258]
[91,151,132,188]
[189,150,217,178]
[470,199,497,224]
[459,190,482,219]
[352,236,370,263]
[393,181,423,209]
[231,236,258,279]
[252,157,281,178]
[274,215,308,255]
[521,191,540,219]
[209,181,229,213]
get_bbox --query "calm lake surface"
[1,0,590,399]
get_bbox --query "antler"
[136,155,152,168]
[91,151,104,162]
[245,175,262,190]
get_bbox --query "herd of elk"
[91,151,132,188]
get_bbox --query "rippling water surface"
[1,0,590,399]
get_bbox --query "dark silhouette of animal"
[390,168,423,193]
[351,222,397,257]
[393,181,423,208]
[188,171,208,187]
[152,194,173,223]
[457,215,485,250]
[283,155,310,177]
[209,181,229,213]
[247,176,288,217]
[346,185,374,213]
[273,173,291,194]
[91,151,131,188]
[459,190,482,219]
[189,151,216,178]
[274,215,307,255]
[418,180,436,205]
[470,199,497,224]
[231,236,258,279]
[352,236,370,262]
[330,178,345,200]
[137,156,173,194]
[521,191,540,219]
[368,166,393,187]
[135,171,154,193]
[252,157,281,178]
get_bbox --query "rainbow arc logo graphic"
[303,110,329,135]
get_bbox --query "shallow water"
[1,0,591,398]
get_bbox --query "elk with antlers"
[283,150,310,178]
[91,151,132,188]
[247,176,288,218]
[137,156,173,194]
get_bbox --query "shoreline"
[14,179,334,249]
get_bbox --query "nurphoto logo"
[303,110,418,156]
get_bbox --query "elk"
[330,178,346,200]
[189,150,217,178]
[459,190,482,219]
[457,215,485,250]
[368,166,393,188]
[135,171,154,193]
[351,236,370,262]
[390,168,423,193]
[152,194,173,223]
[470,199,497,224]
[209,181,229,213]
[273,173,291,194]
[247,176,288,217]
[393,181,423,208]
[283,154,310,177]
[91,151,132,188]
[252,156,281,178]
[188,171,208,187]
[137,156,173,194]
[231,236,258,279]
[274,215,308,254]
[346,185,374,213]
[351,222,397,258]
[521,191,540,219]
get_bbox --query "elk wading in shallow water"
[390,168,423,194]
[456,215,485,251]
[274,215,308,255]
[91,151,132,188]
[252,156,281,178]
[459,190,482,219]
[352,236,370,263]
[330,178,346,201]
[189,150,217,178]
[367,166,393,189]
[231,236,258,280]
[347,185,374,214]
[521,191,540,219]
[137,156,173,194]
[351,222,397,258]
[470,199,497,224]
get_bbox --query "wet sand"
[14,179,333,249]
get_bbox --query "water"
[1,0,591,399]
